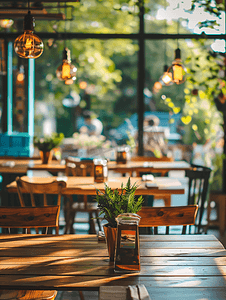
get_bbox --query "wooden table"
[0,234,225,300]
[108,160,191,177]
[0,158,65,206]
[6,176,185,196]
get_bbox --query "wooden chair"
[16,177,66,234]
[138,205,198,234]
[205,191,226,236]
[0,206,59,300]
[131,155,173,207]
[185,164,212,234]
[64,157,101,234]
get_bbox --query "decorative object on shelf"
[14,0,43,59]
[95,178,143,261]
[93,158,108,183]
[33,133,64,164]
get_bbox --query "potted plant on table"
[95,177,143,261]
[34,133,64,164]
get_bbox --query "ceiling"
[0,1,80,20]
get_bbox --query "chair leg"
[69,210,76,234]
[79,291,85,300]
[88,212,96,234]
[64,196,73,234]
[95,211,102,231]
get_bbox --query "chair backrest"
[16,177,66,234]
[65,157,94,177]
[185,164,212,233]
[0,206,59,234]
[131,156,173,162]
[138,205,198,234]
[16,177,66,207]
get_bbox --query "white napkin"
[142,174,154,181]
[128,285,151,300]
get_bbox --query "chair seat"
[71,201,99,212]
[0,290,57,300]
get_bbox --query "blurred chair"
[0,206,59,300]
[205,191,226,236]
[185,164,212,234]
[64,157,101,234]
[16,177,66,234]
[131,155,173,206]
[138,205,198,234]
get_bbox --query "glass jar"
[114,213,141,273]
[93,158,108,183]
[116,146,130,164]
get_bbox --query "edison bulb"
[56,61,77,81]
[14,11,43,59]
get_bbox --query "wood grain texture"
[0,234,225,298]
[7,176,185,196]
[138,205,198,227]
[0,206,60,228]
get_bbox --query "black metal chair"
[185,164,212,233]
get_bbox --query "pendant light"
[167,19,186,85]
[159,65,173,86]
[0,19,13,29]
[56,47,77,83]
[159,1,173,86]
[56,4,77,85]
[14,1,43,59]
[167,48,186,84]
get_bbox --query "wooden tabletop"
[108,160,191,176]
[0,158,65,174]
[6,176,185,196]
[0,234,225,300]
[0,158,190,175]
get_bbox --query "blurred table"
[7,176,185,196]
[0,234,225,300]
[0,158,65,206]
[108,160,191,176]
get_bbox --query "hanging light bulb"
[159,65,173,86]
[168,48,186,85]
[0,19,14,29]
[14,11,43,59]
[56,47,77,84]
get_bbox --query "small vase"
[103,225,117,262]
[39,150,53,164]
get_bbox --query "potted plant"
[34,132,64,164]
[95,177,143,261]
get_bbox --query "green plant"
[34,132,64,152]
[95,177,143,228]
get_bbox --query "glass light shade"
[56,60,77,81]
[14,11,43,59]
[168,48,186,85]
[0,19,13,28]
[56,48,77,83]
[160,72,173,86]
[14,30,44,59]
